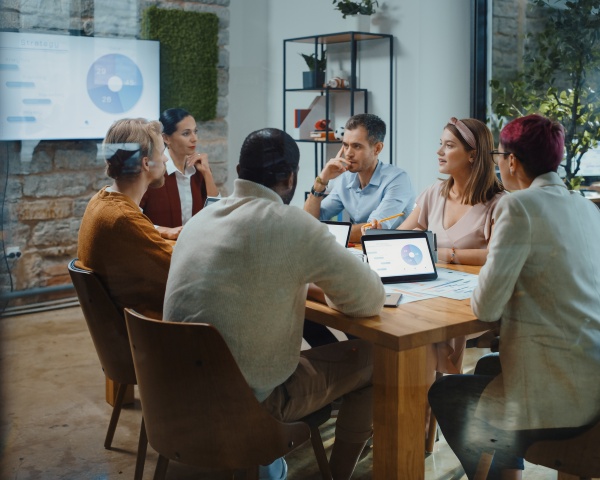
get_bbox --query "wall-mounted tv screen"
[0,32,159,141]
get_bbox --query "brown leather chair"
[472,419,600,480]
[67,260,146,480]
[124,308,326,480]
[524,419,600,480]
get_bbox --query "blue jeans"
[259,457,287,480]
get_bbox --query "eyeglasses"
[490,150,511,165]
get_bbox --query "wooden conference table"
[304,263,491,480]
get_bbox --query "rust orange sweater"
[77,187,172,319]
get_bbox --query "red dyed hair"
[499,114,565,178]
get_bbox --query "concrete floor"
[0,305,558,479]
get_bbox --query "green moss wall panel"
[141,7,219,121]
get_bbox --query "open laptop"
[361,231,438,283]
[321,220,352,248]
[364,229,438,262]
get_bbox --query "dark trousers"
[428,353,590,480]
[303,319,357,347]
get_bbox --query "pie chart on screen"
[87,54,143,114]
[401,244,423,265]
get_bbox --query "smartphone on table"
[384,293,402,307]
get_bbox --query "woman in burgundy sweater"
[141,108,219,239]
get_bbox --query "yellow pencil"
[363,212,405,229]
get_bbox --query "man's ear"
[285,171,294,189]
[374,141,384,156]
[236,164,241,176]
[141,156,150,171]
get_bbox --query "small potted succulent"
[332,0,379,18]
[300,51,327,89]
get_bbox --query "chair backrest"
[525,419,600,478]
[124,308,310,470]
[68,259,136,386]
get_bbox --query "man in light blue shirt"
[304,113,415,243]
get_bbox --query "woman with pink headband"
[366,117,505,266]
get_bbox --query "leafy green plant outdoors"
[490,0,600,187]
[141,7,219,121]
[332,0,379,18]
[300,52,327,72]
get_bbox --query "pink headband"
[449,117,476,150]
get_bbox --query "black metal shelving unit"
[283,31,394,177]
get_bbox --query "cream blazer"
[472,172,600,430]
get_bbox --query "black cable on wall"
[0,142,14,316]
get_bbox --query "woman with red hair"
[429,114,600,480]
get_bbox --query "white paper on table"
[383,267,479,302]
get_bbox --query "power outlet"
[6,246,22,259]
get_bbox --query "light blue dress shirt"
[319,160,415,229]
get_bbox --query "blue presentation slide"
[0,32,159,141]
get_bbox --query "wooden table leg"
[373,345,427,480]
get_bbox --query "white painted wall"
[228,0,471,208]
[227,0,270,193]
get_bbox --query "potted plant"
[489,0,600,189]
[332,0,379,18]
[300,51,326,89]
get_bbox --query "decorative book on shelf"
[310,130,336,141]
[298,96,327,139]
[297,94,366,140]
[294,109,310,128]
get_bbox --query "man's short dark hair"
[238,128,300,188]
[345,113,386,145]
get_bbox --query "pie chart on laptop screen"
[401,244,423,265]
[87,53,143,114]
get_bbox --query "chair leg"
[426,371,443,454]
[310,426,333,480]
[473,450,494,480]
[426,412,438,454]
[134,417,147,480]
[153,454,169,480]
[104,381,128,449]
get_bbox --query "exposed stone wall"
[0,0,230,302]
[491,0,545,82]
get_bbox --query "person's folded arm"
[307,283,326,303]
[317,186,344,221]
[295,217,385,317]
[319,252,385,318]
